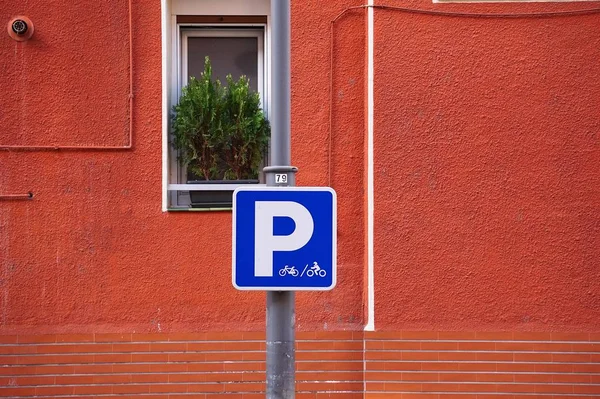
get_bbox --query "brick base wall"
[0,331,598,398]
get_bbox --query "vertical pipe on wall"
[365,1,375,332]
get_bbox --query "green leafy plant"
[222,74,270,180]
[171,57,269,181]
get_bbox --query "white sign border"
[232,186,337,291]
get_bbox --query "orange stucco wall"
[1,0,598,336]
[372,1,600,331]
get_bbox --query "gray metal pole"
[266,0,294,398]
[270,0,291,166]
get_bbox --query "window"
[162,0,271,211]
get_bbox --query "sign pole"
[266,0,294,398]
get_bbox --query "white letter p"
[254,201,314,277]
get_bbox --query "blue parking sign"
[232,187,337,291]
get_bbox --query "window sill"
[168,183,266,191]
[167,207,232,212]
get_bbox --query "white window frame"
[161,0,271,211]
[170,27,267,208]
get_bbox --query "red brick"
[112,384,151,394]
[513,373,549,383]
[385,341,422,350]
[383,382,422,391]
[401,372,439,382]
[20,354,95,365]
[187,342,222,351]
[513,352,553,362]
[421,382,460,392]
[458,362,497,372]
[112,342,150,352]
[112,363,151,373]
[438,372,474,382]
[364,331,399,340]
[167,332,207,341]
[314,331,355,340]
[150,383,188,393]
[35,386,76,395]
[131,373,170,383]
[169,352,205,362]
[458,383,496,392]
[297,351,362,361]
[437,351,477,361]
[552,353,591,362]
[534,382,574,394]
[551,332,589,342]
[94,333,132,342]
[402,331,438,340]
[401,352,439,361]
[94,353,132,363]
[0,365,34,375]
[227,341,263,351]
[476,352,514,361]
[512,332,551,341]
[186,383,224,393]
[18,335,56,344]
[37,365,76,374]
[297,332,316,340]
[0,335,18,344]
[437,332,477,340]
[149,363,188,373]
[552,373,591,383]
[72,385,113,395]
[474,331,514,340]
[93,374,131,384]
[37,343,113,354]
[0,345,37,355]
[476,373,514,382]
[573,363,600,373]
[573,384,600,395]
[422,362,459,372]
[136,333,169,342]
[531,342,572,352]
[299,341,336,350]
[222,362,264,372]
[54,375,95,385]
[457,341,494,351]
[0,387,37,396]
[496,342,533,351]
[149,342,187,351]
[56,334,94,343]
[16,375,55,385]
[534,363,573,373]
[205,332,245,341]
[131,353,168,362]
[366,351,401,361]
[419,342,458,351]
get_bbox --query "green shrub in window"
[171,56,269,181]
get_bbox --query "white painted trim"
[161,0,170,212]
[169,183,266,191]
[365,1,375,332]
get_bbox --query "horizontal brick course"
[0,331,598,398]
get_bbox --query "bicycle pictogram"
[278,265,299,277]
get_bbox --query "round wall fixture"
[7,16,34,41]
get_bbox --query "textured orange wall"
[372,1,600,331]
[0,0,365,334]
[1,0,599,336]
